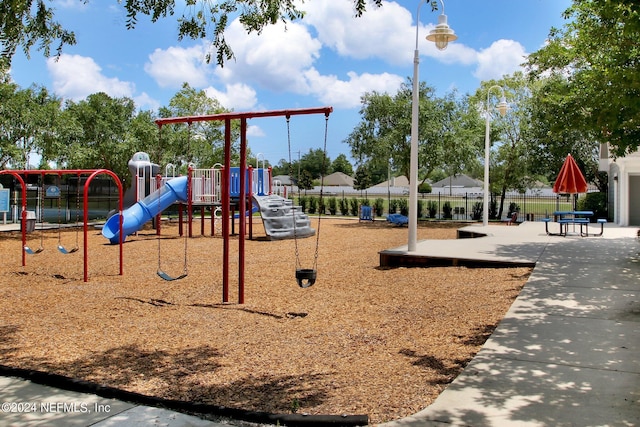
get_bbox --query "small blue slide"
[102,176,188,244]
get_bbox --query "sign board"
[0,189,9,213]
[46,186,61,198]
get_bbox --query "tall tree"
[526,0,640,157]
[470,73,531,219]
[345,80,471,185]
[330,154,353,176]
[158,82,235,171]
[62,92,138,184]
[299,148,330,179]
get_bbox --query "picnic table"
[541,211,605,237]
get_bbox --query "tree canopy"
[0,0,386,69]
[526,0,640,157]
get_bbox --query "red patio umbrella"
[553,154,588,194]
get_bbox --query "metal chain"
[286,116,301,270]
[312,114,329,270]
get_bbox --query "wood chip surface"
[0,218,530,424]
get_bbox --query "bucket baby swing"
[287,113,330,288]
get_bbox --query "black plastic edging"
[0,365,368,426]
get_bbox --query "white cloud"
[144,45,210,88]
[134,92,160,112]
[473,39,528,81]
[247,125,265,138]
[303,69,404,109]
[47,54,135,101]
[217,19,321,94]
[204,83,257,110]
[301,0,413,66]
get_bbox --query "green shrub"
[389,199,398,214]
[418,200,425,218]
[418,182,432,194]
[327,197,337,215]
[578,192,608,222]
[339,198,349,215]
[443,201,453,219]
[299,196,307,213]
[427,200,438,218]
[349,198,359,216]
[398,198,408,216]
[308,196,317,214]
[374,198,384,217]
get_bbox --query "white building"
[599,143,640,225]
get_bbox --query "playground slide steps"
[252,194,315,240]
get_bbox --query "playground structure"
[0,107,331,302]
[0,169,124,282]
[105,151,312,242]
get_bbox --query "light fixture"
[426,13,457,51]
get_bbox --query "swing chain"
[286,116,301,270]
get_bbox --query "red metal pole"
[247,166,253,241]
[222,120,231,303]
[238,118,247,304]
[187,167,193,238]
[84,169,123,282]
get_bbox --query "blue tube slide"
[102,176,188,244]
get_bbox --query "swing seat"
[296,268,317,288]
[157,270,188,281]
[58,245,79,254]
[24,246,44,255]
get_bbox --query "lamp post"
[482,85,508,226]
[408,0,457,251]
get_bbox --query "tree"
[526,0,640,157]
[158,82,237,171]
[524,74,605,191]
[0,0,387,69]
[353,164,371,192]
[297,169,314,194]
[331,154,353,176]
[345,79,472,186]
[61,92,139,185]
[469,73,531,219]
[299,148,330,179]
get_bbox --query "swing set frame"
[155,106,333,304]
[0,169,124,282]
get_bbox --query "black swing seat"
[24,246,44,255]
[296,268,317,288]
[157,270,188,281]
[58,245,79,254]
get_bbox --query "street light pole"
[482,85,508,227]
[408,0,456,251]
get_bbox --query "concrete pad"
[0,376,134,426]
[482,315,640,372]
[385,354,640,427]
[512,284,640,321]
[92,406,225,427]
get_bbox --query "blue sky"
[9,0,571,168]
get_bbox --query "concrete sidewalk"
[381,221,640,426]
[1,220,639,426]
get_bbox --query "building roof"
[322,171,355,187]
[431,174,483,188]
